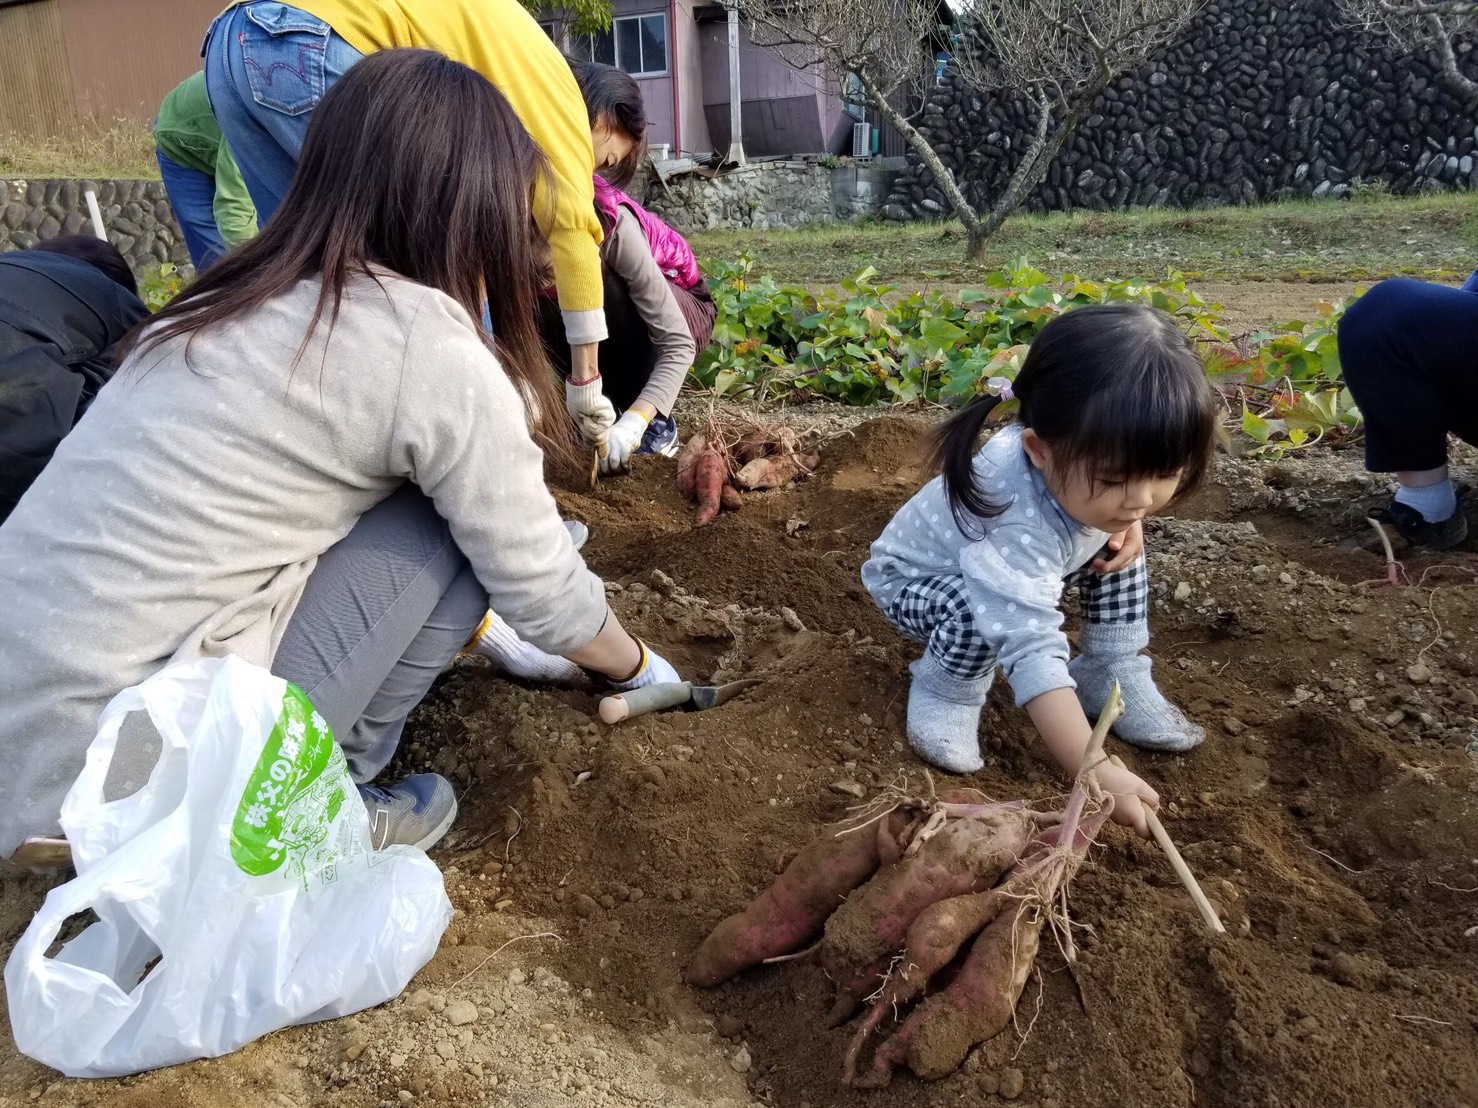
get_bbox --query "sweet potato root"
[734,452,821,491]
[855,902,1043,1088]
[685,811,913,988]
[694,692,1131,1089]
[820,808,1034,1019]
[692,448,727,526]
[673,419,824,527]
[676,433,708,502]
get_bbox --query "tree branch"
[855,67,981,227]
[1378,0,1478,15]
[1425,10,1478,100]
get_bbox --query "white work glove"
[565,376,616,449]
[606,639,682,691]
[600,410,651,474]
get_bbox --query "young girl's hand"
[1095,759,1160,837]
[1093,519,1144,573]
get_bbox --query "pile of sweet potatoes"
[686,755,1117,1087]
[676,420,820,526]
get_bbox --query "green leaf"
[920,316,968,350]
[1241,405,1273,443]
[713,369,745,397]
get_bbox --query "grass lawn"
[689,193,1478,286]
[0,119,158,181]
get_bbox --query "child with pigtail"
[862,304,1219,836]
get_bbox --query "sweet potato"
[855,902,1042,1087]
[692,448,726,526]
[720,484,744,513]
[845,793,1115,1083]
[820,808,1033,1019]
[675,433,708,502]
[685,811,913,988]
[734,452,821,491]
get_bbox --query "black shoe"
[1373,495,1469,551]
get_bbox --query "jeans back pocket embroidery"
[241,2,331,117]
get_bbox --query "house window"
[571,13,668,77]
[538,20,558,42]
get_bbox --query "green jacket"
[153,72,258,249]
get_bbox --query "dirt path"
[2,418,1477,1108]
[1192,280,1362,335]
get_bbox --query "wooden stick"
[1110,755,1225,935]
[1145,809,1227,935]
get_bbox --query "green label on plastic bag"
[231,683,348,878]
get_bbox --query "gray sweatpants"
[272,486,486,784]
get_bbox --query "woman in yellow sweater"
[202,0,646,442]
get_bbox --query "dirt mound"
[3,414,1477,1108]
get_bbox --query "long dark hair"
[930,304,1218,528]
[37,235,137,296]
[570,60,647,188]
[122,49,566,455]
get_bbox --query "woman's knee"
[439,566,491,639]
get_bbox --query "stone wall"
[1,179,190,274]
[646,160,899,233]
[887,0,1478,220]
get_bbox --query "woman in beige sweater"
[0,49,680,863]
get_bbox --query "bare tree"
[1343,0,1478,103]
[737,0,1202,260]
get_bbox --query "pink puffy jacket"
[593,176,704,292]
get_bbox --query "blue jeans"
[201,1,364,223]
[155,149,226,271]
[1337,266,1478,473]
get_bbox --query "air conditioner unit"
[852,122,873,159]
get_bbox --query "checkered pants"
[883,555,1148,679]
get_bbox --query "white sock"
[905,654,991,774]
[473,610,584,684]
[1070,622,1204,753]
[1395,479,1457,524]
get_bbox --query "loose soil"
[2,415,1477,1108]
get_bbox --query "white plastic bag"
[5,655,452,1078]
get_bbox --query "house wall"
[0,0,224,135]
[57,0,221,123]
[0,1,73,136]
[556,0,711,155]
[695,20,845,157]
[672,0,711,154]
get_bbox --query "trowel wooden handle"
[598,681,694,724]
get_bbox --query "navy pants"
[1338,268,1478,472]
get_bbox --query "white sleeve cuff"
[562,308,609,346]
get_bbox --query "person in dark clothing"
[1336,270,1478,550]
[0,237,148,521]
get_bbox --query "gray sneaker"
[359,773,458,851]
[564,520,589,552]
